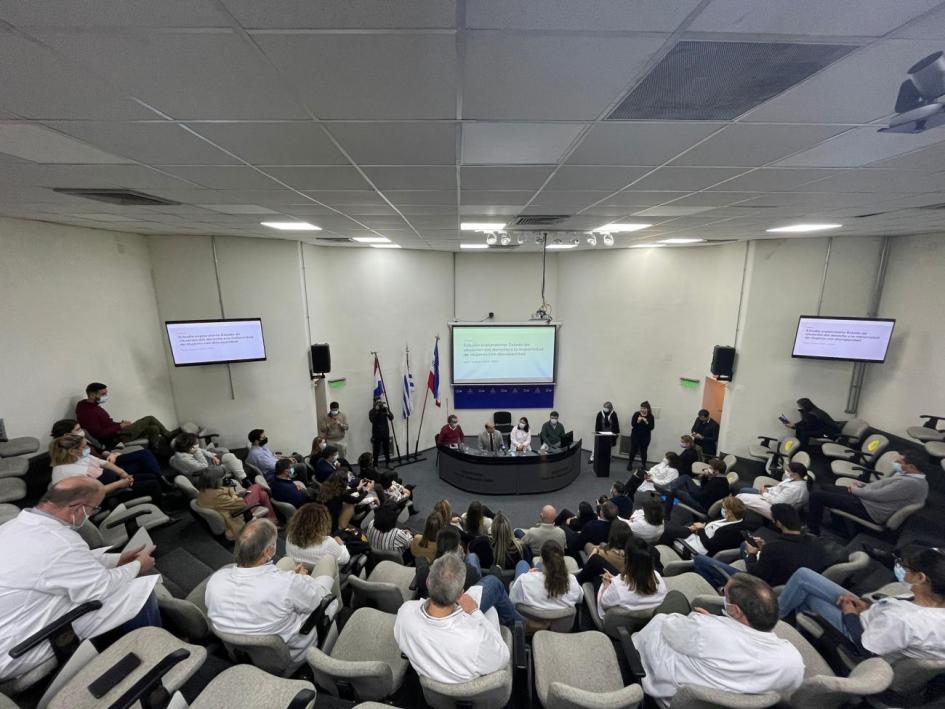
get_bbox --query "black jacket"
[678,447,701,477]
[595,410,620,447]
[629,411,655,443]
[697,519,744,556]
[691,418,720,456]
[745,533,831,587]
[695,476,730,512]
[577,518,613,548]
[369,407,393,439]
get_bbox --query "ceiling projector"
[880,51,945,134]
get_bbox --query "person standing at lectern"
[540,411,565,448]
[627,401,655,472]
[369,398,394,468]
[438,415,465,448]
[318,401,349,458]
[590,402,619,463]
[478,422,504,453]
[691,409,720,457]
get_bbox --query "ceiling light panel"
[370,243,402,249]
[261,221,321,231]
[351,236,390,243]
[593,223,652,233]
[461,222,506,231]
[460,243,490,249]
[766,223,842,233]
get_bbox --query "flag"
[401,349,415,419]
[372,354,384,399]
[427,338,441,406]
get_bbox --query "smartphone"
[741,530,757,544]
[778,414,790,424]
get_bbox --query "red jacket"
[438,424,465,446]
[75,400,122,441]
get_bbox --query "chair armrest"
[299,594,336,638]
[756,435,777,447]
[578,550,589,566]
[676,539,700,559]
[512,619,529,706]
[101,508,151,529]
[9,601,103,658]
[849,465,881,481]
[919,415,945,427]
[617,626,645,682]
[104,649,191,709]
[235,504,265,519]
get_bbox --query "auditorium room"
[2,2,945,708]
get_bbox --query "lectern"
[593,432,616,477]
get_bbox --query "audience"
[366,501,413,559]
[603,480,633,518]
[205,519,337,664]
[597,537,667,620]
[577,520,631,587]
[171,432,246,480]
[738,461,811,519]
[51,418,163,484]
[663,496,747,556]
[318,401,349,458]
[663,456,729,516]
[270,458,316,508]
[75,382,178,452]
[459,499,491,541]
[807,450,929,534]
[194,466,276,540]
[520,505,566,555]
[625,499,665,544]
[577,500,617,548]
[314,445,342,483]
[414,526,482,599]
[675,434,701,477]
[49,433,163,503]
[411,511,445,564]
[626,451,679,497]
[285,503,351,569]
[509,540,583,611]
[245,428,281,475]
[487,513,526,570]
[356,450,380,482]
[0,479,160,683]
[634,574,805,706]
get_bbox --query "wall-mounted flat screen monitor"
[166,318,267,366]
[451,324,557,384]
[792,316,895,363]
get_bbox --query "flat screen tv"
[791,316,895,363]
[165,318,267,366]
[451,324,558,384]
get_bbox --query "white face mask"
[80,446,91,459]
[332,458,340,467]
[69,506,87,530]
[518,423,526,429]
[189,445,199,454]
[449,421,458,429]
[98,395,109,404]
[319,441,327,450]
[603,407,612,414]
[550,417,558,424]
[720,508,728,520]
[661,457,668,465]
[330,409,339,416]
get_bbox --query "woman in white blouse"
[49,433,163,502]
[510,417,533,453]
[510,540,583,610]
[738,462,811,519]
[625,499,665,544]
[285,502,351,568]
[597,537,668,621]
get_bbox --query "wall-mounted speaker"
[711,345,735,381]
[310,343,331,373]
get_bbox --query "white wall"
[0,217,176,443]
[859,233,945,437]
[454,252,559,322]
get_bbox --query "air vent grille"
[608,41,855,120]
[513,215,570,226]
[52,188,179,206]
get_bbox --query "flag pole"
[414,369,431,457]
[372,351,402,465]
[404,344,411,461]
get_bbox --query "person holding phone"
[626,401,655,471]
[369,398,395,467]
[781,398,840,447]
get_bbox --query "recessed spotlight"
[629,243,666,249]
[460,243,489,249]
[461,222,506,231]
[659,238,706,244]
[261,221,321,231]
[586,233,598,246]
[516,233,526,245]
[352,236,390,243]
[602,234,614,247]
[593,223,652,233]
[546,243,578,250]
[485,233,498,245]
[500,233,512,246]
[765,223,842,233]
[370,243,401,249]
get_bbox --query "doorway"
[702,377,726,424]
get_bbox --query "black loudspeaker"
[711,346,735,381]
[310,343,331,373]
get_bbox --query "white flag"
[401,349,415,419]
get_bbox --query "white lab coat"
[639,461,679,492]
[205,564,334,663]
[623,509,665,543]
[597,572,667,621]
[509,570,583,610]
[510,427,532,450]
[394,585,509,683]
[862,597,945,660]
[634,612,805,708]
[738,480,809,518]
[0,510,159,682]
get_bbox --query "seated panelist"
[438,415,465,448]
[477,421,504,453]
[510,417,532,452]
[540,411,565,448]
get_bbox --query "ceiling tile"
[0,163,197,190]
[462,123,584,164]
[890,3,945,37]
[566,122,725,165]
[628,166,746,191]
[598,190,689,207]
[706,168,846,192]
[37,30,308,119]
[459,166,554,190]
[466,0,702,30]
[800,170,945,194]
[633,204,716,216]
[459,189,538,205]
[362,166,456,190]
[222,0,456,28]
[196,204,279,214]
[326,122,457,164]
[866,142,945,170]
[185,122,347,165]
[159,166,282,189]
[386,190,457,205]
[666,191,760,207]
[303,190,389,207]
[0,0,230,26]
[459,204,523,215]
[527,190,613,208]
[254,34,456,119]
[543,165,652,191]
[670,124,848,167]
[261,166,370,190]
[775,126,945,168]
[464,34,665,120]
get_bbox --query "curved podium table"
[437,440,583,495]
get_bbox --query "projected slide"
[452,326,557,384]
[166,319,267,366]
[792,317,895,363]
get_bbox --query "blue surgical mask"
[98,395,109,404]
[722,596,733,617]
[894,562,907,583]
[720,508,728,520]
[330,409,339,416]
[81,446,91,459]
[891,462,904,475]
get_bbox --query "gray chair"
[86,499,170,548]
[829,435,890,477]
[827,479,924,538]
[169,665,316,709]
[924,439,945,459]
[669,685,781,708]
[583,586,691,639]
[664,573,718,601]
[753,449,813,489]
[0,503,19,525]
[811,417,870,448]
[189,498,229,538]
[46,627,206,709]
[531,555,580,574]
[212,625,310,678]
[418,626,513,709]
[306,607,409,702]
[348,560,417,613]
[533,629,643,709]
[514,603,576,633]
[836,449,899,482]
[675,496,725,523]
[173,474,198,499]
[371,547,407,565]
[906,415,945,443]
[0,436,39,458]
[155,576,214,643]
[0,457,28,479]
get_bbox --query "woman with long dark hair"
[576,520,631,586]
[597,537,668,620]
[626,401,655,471]
[509,540,583,610]
[783,397,840,447]
[411,511,445,563]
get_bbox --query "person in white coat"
[597,537,667,621]
[625,452,679,498]
[634,574,804,707]
[0,478,160,683]
[738,462,811,519]
[205,519,337,664]
[510,540,583,611]
[510,417,532,453]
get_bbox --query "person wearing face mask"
[591,402,619,464]
[0,478,160,684]
[509,417,532,453]
[663,496,747,556]
[806,449,929,535]
[205,519,338,665]
[50,418,164,485]
[627,401,655,471]
[75,382,178,452]
[270,458,318,508]
[778,545,945,661]
[626,451,680,498]
[315,445,344,484]
[633,574,804,706]
[781,397,840,448]
[246,428,284,476]
[194,466,277,540]
[737,462,811,520]
[369,398,395,467]
[171,432,246,481]
[49,433,164,504]
[438,414,465,448]
[318,401,349,458]
[540,411,565,448]
[690,409,720,457]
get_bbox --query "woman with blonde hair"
[664,495,747,556]
[49,433,162,502]
[489,513,524,570]
[286,502,351,567]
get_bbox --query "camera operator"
[369,397,395,468]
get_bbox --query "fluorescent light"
[546,243,577,250]
[593,222,651,233]
[460,243,489,249]
[370,244,401,249]
[461,222,506,231]
[0,124,130,164]
[659,238,706,244]
[765,223,842,233]
[352,236,390,243]
[629,243,666,249]
[260,221,321,231]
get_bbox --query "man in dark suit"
[691,409,720,457]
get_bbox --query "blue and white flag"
[401,349,415,419]
[372,355,384,399]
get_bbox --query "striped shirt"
[367,521,412,554]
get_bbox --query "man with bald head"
[0,478,160,683]
[520,504,566,556]
[205,519,338,664]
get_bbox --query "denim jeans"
[466,552,481,575]
[777,567,850,638]
[114,592,162,634]
[475,575,525,626]
[693,554,740,588]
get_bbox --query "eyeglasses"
[73,503,102,515]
